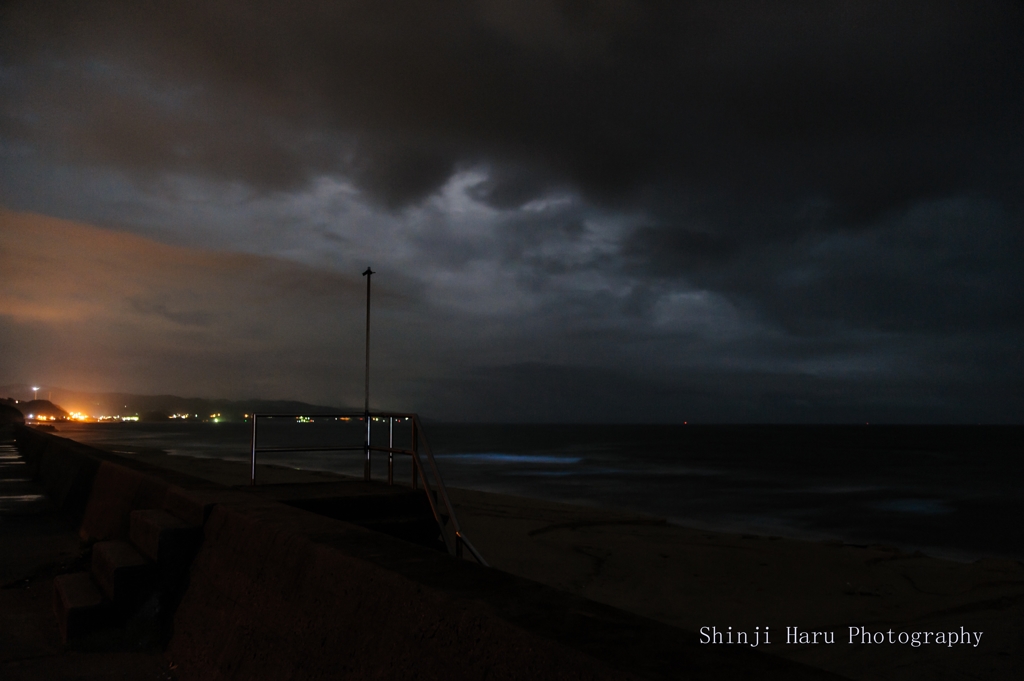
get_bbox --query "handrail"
[408,414,487,565]
[249,411,488,567]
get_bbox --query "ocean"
[54,421,1023,562]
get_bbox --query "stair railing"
[249,411,487,567]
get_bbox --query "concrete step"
[249,481,436,522]
[91,540,156,609]
[130,508,203,567]
[52,572,110,643]
[357,515,447,551]
[247,481,448,550]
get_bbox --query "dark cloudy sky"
[1,1,1022,422]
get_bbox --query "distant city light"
[93,415,139,422]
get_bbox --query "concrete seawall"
[14,426,843,680]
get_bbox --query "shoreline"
[52,421,1024,565]
[85,436,1019,564]
[6,425,848,680]
[75,439,1024,680]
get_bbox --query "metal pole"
[363,267,374,414]
[411,418,418,490]
[388,417,394,485]
[250,414,257,486]
[365,416,371,481]
[363,267,374,481]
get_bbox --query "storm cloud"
[1,1,1022,421]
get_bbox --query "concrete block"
[163,488,224,527]
[52,572,108,644]
[133,474,170,511]
[79,462,146,541]
[91,540,156,608]
[130,508,202,565]
[17,428,100,515]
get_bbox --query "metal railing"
[249,411,487,566]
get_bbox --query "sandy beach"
[80,443,1023,681]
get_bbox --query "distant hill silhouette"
[0,399,24,425]
[16,399,70,420]
[0,385,350,422]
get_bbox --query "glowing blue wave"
[436,452,582,465]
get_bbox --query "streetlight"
[32,386,39,401]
